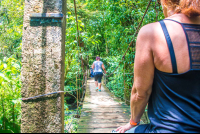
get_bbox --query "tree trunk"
[21,0,66,133]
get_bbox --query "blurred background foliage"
[0,0,164,133]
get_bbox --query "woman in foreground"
[116,0,200,133]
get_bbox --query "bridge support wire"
[106,0,152,77]
[103,0,153,105]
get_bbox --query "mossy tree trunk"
[21,0,66,133]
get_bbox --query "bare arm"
[102,63,106,74]
[92,63,94,70]
[117,24,155,133]
[130,25,154,123]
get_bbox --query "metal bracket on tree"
[30,13,64,24]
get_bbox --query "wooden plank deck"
[77,79,131,133]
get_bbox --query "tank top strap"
[159,20,178,74]
[163,19,182,24]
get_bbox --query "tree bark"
[21,0,66,133]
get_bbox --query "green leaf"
[0,73,9,82]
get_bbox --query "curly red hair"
[161,0,200,17]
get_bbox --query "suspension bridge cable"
[103,0,154,105]
[106,0,153,77]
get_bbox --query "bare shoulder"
[139,22,160,33]
[137,22,161,48]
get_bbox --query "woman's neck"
[166,13,200,24]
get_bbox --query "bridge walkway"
[77,79,131,133]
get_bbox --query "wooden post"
[86,56,89,84]
[105,75,106,86]
[79,76,80,100]
[76,76,79,116]
[74,75,80,118]
[87,56,89,78]
[118,74,119,90]
[21,0,66,133]
[104,75,105,85]
[80,55,83,100]
[124,61,126,104]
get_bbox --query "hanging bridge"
[78,79,130,133]
[76,78,150,133]
[77,79,131,133]
[66,0,153,132]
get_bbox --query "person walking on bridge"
[115,0,200,133]
[92,56,106,92]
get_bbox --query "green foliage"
[72,0,164,102]
[0,58,21,133]
[0,0,24,59]
[65,0,164,95]
[64,103,81,133]
[0,0,24,132]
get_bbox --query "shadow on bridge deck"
[77,78,131,133]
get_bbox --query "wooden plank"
[79,115,131,120]
[81,107,130,112]
[79,119,128,124]
[78,123,127,128]
[77,79,131,133]
[80,112,130,116]
[78,128,116,133]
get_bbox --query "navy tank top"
[135,19,200,133]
